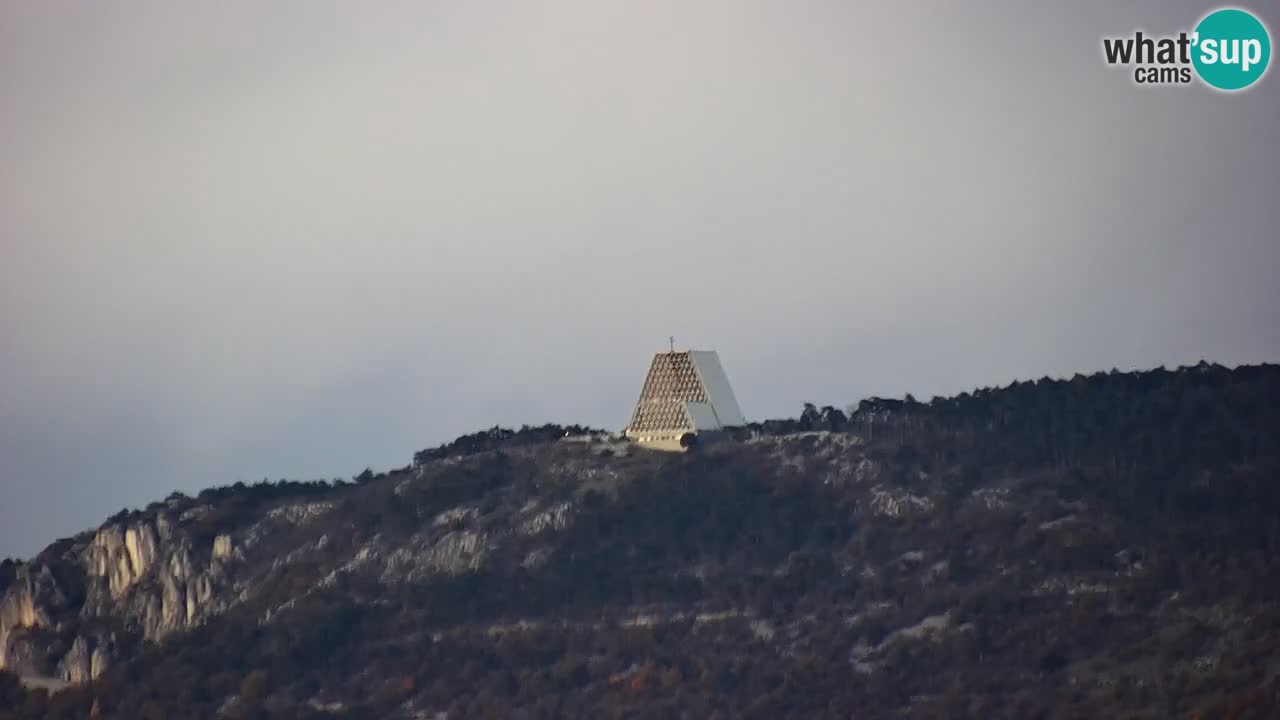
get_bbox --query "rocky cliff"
[2,513,224,681]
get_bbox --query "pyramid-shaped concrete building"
[625,349,745,450]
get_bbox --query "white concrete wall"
[685,401,721,432]
[689,351,746,427]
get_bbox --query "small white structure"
[625,349,745,450]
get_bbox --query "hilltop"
[2,362,1279,719]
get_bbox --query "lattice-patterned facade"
[627,353,705,434]
[625,350,745,448]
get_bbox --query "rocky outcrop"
[87,523,159,599]
[379,529,495,583]
[0,513,247,682]
[517,501,573,535]
[79,518,228,641]
[57,635,113,683]
[0,486,397,685]
[868,485,935,518]
[0,562,72,675]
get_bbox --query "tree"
[799,403,821,431]
[819,406,847,431]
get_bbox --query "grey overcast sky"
[2,1,1277,558]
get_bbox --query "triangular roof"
[625,350,745,438]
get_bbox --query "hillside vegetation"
[2,362,1278,719]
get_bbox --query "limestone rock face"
[58,636,91,683]
[0,512,249,680]
[212,534,234,560]
[0,562,70,675]
[55,633,117,683]
[0,488,379,685]
[76,518,228,641]
[87,523,158,600]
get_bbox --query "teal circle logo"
[1192,8,1271,91]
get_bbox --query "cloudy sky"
[2,0,1277,558]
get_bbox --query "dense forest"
[2,362,1278,719]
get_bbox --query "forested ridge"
[2,362,1278,719]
